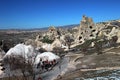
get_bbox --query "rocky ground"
[1,45,120,80]
[55,46,120,80]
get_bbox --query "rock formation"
[116,30,120,43]
[71,15,120,48]
[35,35,43,48]
[44,26,60,40]
[74,15,98,46]
[25,35,43,49]
[51,38,62,49]
[24,16,120,51]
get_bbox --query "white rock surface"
[3,44,36,60]
[34,52,60,65]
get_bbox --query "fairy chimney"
[75,15,98,45]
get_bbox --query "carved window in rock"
[90,34,93,37]
[79,41,82,43]
[92,29,96,32]
[89,26,93,29]
[79,36,82,40]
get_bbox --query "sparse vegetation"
[41,35,54,44]
[3,55,36,80]
[64,35,74,49]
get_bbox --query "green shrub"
[41,35,54,44]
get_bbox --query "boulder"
[3,44,36,61]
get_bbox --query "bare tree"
[64,35,74,49]
[2,55,37,80]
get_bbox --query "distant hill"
[0,24,80,32]
[57,24,80,29]
[0,19,120,31]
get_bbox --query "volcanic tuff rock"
[43,26,59,40]
[71,15,120,48]
[74,15,98,46]
[25,15,120,50]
